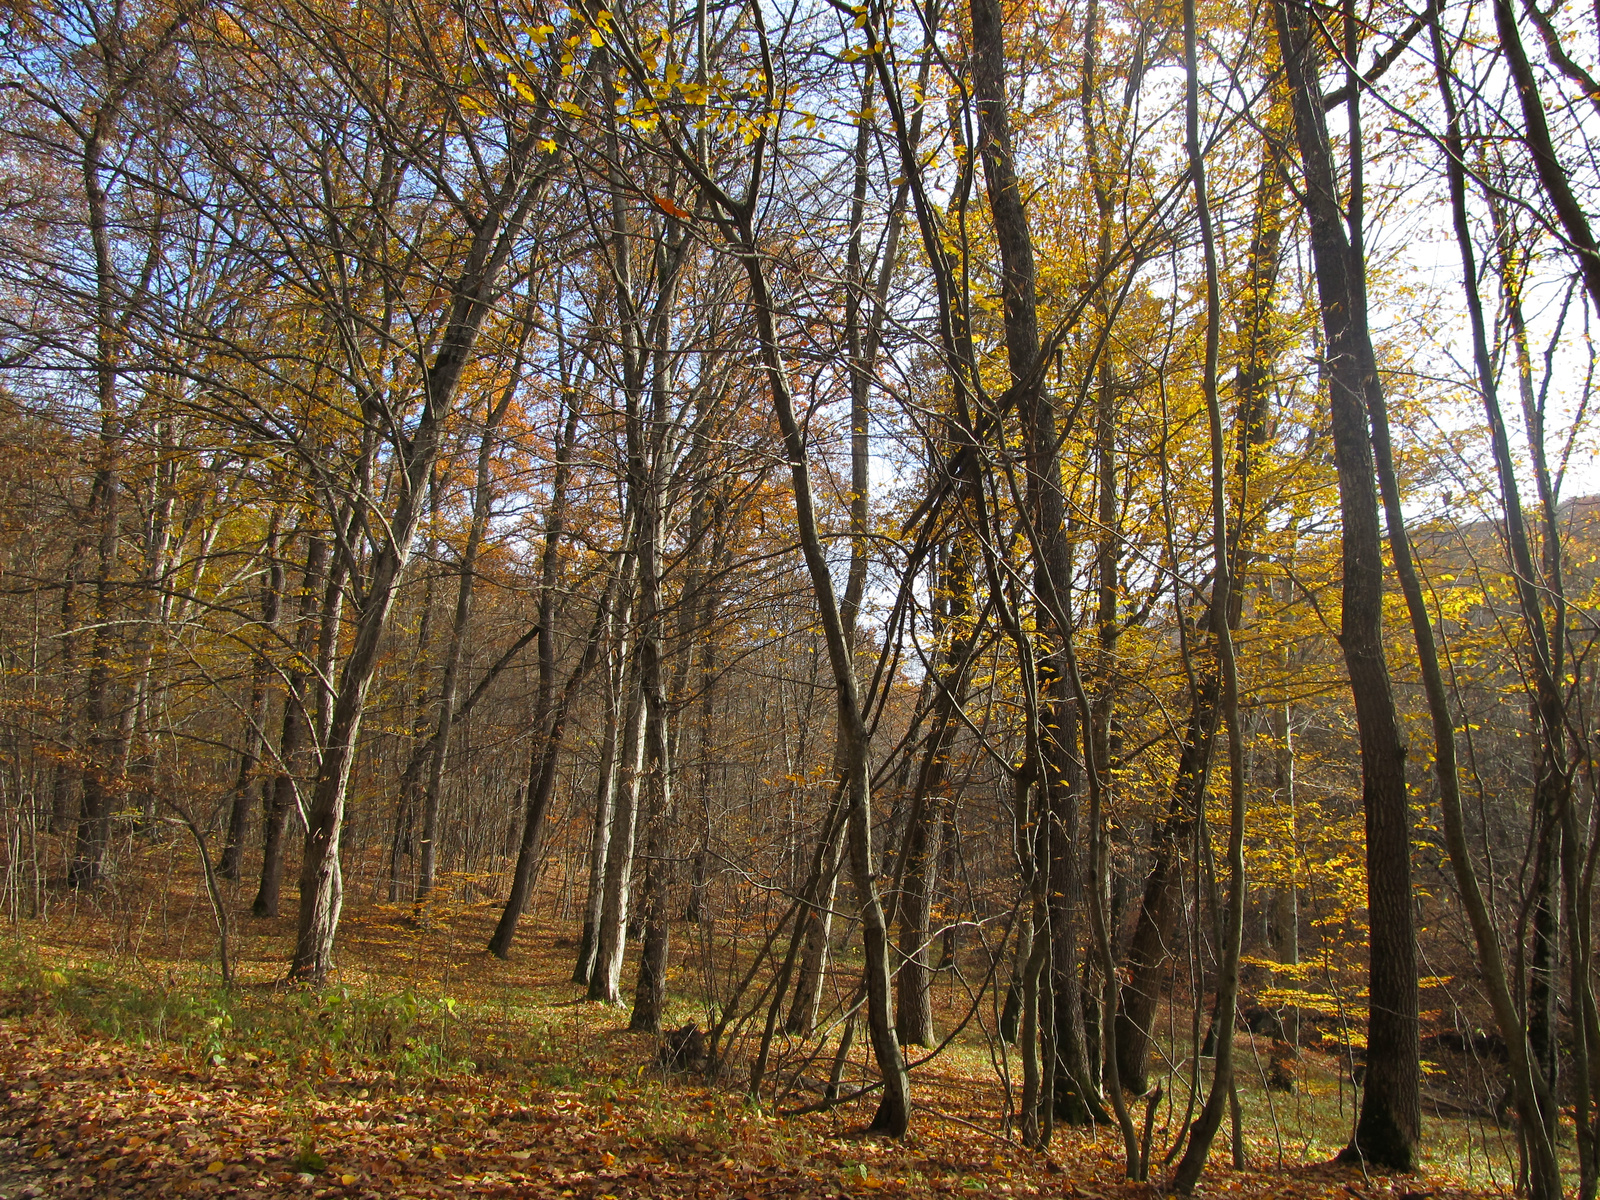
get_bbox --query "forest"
[0,0,1597,1193]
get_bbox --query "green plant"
[540,1063,583,1089]
[0,948,477,1081]
[290,1132,326,1175]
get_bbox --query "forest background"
[0,0,1598,1192]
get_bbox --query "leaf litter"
[0,1019,1511,1200]
[0,891,1524,1200]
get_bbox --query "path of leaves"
[0,1018,1497,1200]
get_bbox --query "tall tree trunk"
[1116,97,1286,1096]
[1383,20,1572,1193]
[1047,690,1101,1127]
[1172,0,1248,1179]
[575,572,630,984]
[787,815,845,1034]
[622,200,687,1033]
[487,473,615,959]
[68,124,127,891]
[417,374,519,901]
[288,135,548,981]
[50,558,82,833]
[1116,681,1215,1095]
[1490,165,1600,1196]
[627,618,672,1031]
[222,515,283,882]
[729,195,911,1132]
[787,64,893,1040]
[969,0,1131,1150]
[1274,0,1420,1167]
[254,535,326,919]
[625,492,673,1031]
[588,667,646,1003]
[386,481,438,905]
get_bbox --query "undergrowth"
[0,938,473,1080]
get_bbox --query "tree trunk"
[588,672,646,1003]
[1173,0,1248,1178]
[254,535,326,920]
[222,517,283,882]
[1115,680,1215,1095]
[1116,103,1285,1095]
[787,814,845,1035]
[1274,0,1420,1166]
[67,115,130,891]
[488,569,612,959]
[732,211,910,1135]
[896,536,976,1048]
[627,662,672,1031]
[575,578,629,984]
[418,378,517,901]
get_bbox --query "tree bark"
[222,515,283,882]
[575,573,630,984]
[588,668,646,1003]
[418,341,523,900]
[1274,0,1420,1166]
[254,535,326,920]
[289,128,553,982]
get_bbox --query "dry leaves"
[0,1018,1506,1200]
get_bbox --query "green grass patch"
[0,938,473,1080]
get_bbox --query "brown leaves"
[0,917,1515,1200]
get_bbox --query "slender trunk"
[575,577,628,984]
[1274,0,1422,1166]
[418,379,517,900]
[970,0,1122,1147]
[68,127,125,891]
[791,62,897,1042]
[254,535,326,919]
[623,201,686,1031]
[1494,0,1600,313]
[1086,0,1123,1107]
[627,642,672,1031]
[488,566,612,959]
[222,517,283,882]
[589,667,646,1003]
[626,498,673,1030]
[50,563,80,832]
[1173,0,1248,1178]
[1118,98,1285,1096]
[897,537,976,1047]
[1489,164,1599,1195]
[1374,19,1568,1192]
[787,810,845,1034]
[1116,681,1215,1095]
[388,485,438,904]
[288,123,554,983]
[732,207,910,1133]
[1527,811,1561,1100]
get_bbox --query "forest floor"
[0,853,1531,1200]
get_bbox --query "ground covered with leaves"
[0,867,1530,1200]
[0,1019,1502,1200]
